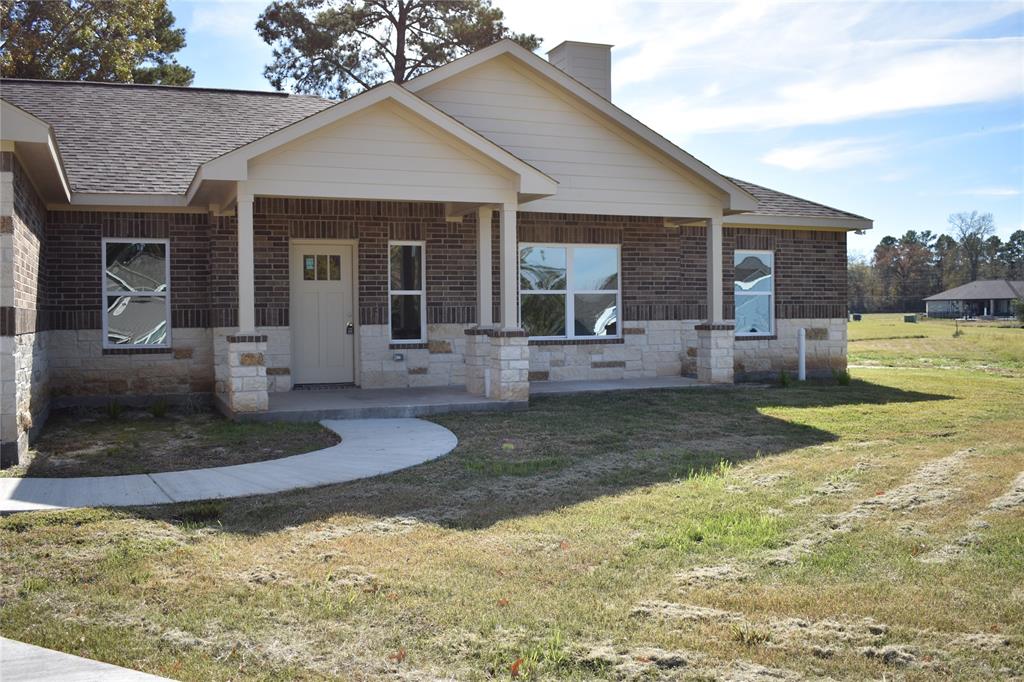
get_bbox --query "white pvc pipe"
[798,327,807,381]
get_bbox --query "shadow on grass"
[107,378,951,534]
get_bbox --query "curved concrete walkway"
[0,418,457,514]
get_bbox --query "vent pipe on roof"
[546,41,613,100]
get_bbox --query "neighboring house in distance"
[923,280,1024,318]
[0,39,872,465]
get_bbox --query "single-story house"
[923,279,1023,318]
[0,39,871,465]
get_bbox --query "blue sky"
[167,0,1024,256]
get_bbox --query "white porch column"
[237,189,256,333]
[498,203,519,330]
[706,215,724,324]
[477,205,494,328]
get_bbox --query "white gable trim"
[404,40,757,213]
[188,82,557,204]
[1,100,72,202]
[725,214,873,231]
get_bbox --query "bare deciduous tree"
[948,211,996,282]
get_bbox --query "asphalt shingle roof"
[726,176,869,221]
[0,78,335,194]
[923,280,1024,302]
[0,79,868,225]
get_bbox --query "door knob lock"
[346,322,354,335]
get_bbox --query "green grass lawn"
[1,318,1022,680]
[849,312,1024,376]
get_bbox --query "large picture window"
[102,239,171,348]
[519,244,619,339]
[734,250,774,336]
[389,241,426,342]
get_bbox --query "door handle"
[346,322,354,335]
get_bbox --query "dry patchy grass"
[0,410,339,478]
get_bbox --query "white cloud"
[501,1,1023,136]
[650,37,1023,135]
[959,187,1022,197]
[761,138,889,170]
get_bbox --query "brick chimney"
[546,41,613,100]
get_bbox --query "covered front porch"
[197,82,738,418]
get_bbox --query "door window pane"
[735,294,772,334]
[105,242,167,292]
[106,296,168,346]
[521,294,566,337]
[316,254,329,280]
[303,255,316,281]
[574,293,617,336]
[519,246,566,291]
[390,294,422,340]
[735,253,773,292]
[329,255,341,280]
[390,244,422,291]
[573,247,618,290]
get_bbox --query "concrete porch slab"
[241,378,708,422]
[250,385,526,422]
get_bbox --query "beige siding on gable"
[417,57,724,217]
[247,102,517,204]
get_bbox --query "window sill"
[735,335,777,341]
[529,337,624,346]
[102,347,173,355]
[389,342,428,349]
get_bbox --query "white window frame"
[387,240,427,343]
[733,249,775,337]
[101,237,172,349]
[518,243,622,341]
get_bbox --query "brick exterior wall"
[251,198,478,327]
[24,204,849,340]
[1,152,48,336]
[726,226,847,320]
[1,152,51,465]
[45,210,214,330]
[514,214,847,323]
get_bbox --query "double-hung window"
[389,241,426,342]
[734,250,774,336]
[102,239,171,348]
[519,244,620,339]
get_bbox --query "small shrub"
[832,369,852,386]
[106,400,124,420]
[778,370,791,388]
[149,399,169,419]
[953,320,965,338]
[1013,298,1024,325]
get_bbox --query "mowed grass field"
[849,312,1023,376]
[1,316,1022,680]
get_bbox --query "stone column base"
[486,330,529,401]
[223,334,269,413]
[464,327,491,396]
[696,323,735,384]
